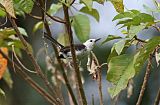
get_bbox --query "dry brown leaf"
[0,0,16,18]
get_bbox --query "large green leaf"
[110,0,124,13]
[80,7,100,22]
[101,35,122,45]
[113,10,154,28]
[107,54,137,98]
[48,3,62,15]
[128,24,147,39]
[14,0,34,14]
[72,14,90,42]
[112,10,140,21]
[135,36,160,73]
[81,0,93,10]
[114,39,126,55]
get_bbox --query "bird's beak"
[95,38,101,42]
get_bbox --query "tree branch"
[38,0,78,104]
[44,21,78,105]
[63,4,87,105]
[7,14,59,102]
[134,36,147,43]
[0,49,58,105]
[136,54,153,105]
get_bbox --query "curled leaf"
[87,51,100,80]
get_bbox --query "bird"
[44,33,101,59]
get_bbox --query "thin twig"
[12,45,37,74]
[136,54,153,105]
[63,4,87,105]
[0,49,58,105]
[27,13,42,20]
[154,88,160,105]
[7,14,59,102]
[32,0,66,24]
[91,52,103,105]
[39,1,78,104]
[70,0,76,6]
[134,36,147,43]
[0,16,8,26]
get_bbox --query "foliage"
[72,14,90,42]
[0,0,160,104]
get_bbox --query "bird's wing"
[74,44,86,51]
[44,33,64,48]
[60,44,86,53]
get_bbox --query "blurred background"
[0,0,160,105]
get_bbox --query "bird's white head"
[83,38,101,51]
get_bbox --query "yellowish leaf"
[110,0,124,13]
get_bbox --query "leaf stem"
[63,4,87,105]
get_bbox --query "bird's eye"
[90,40,92,42]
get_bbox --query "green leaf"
[110,0,124,13]
[107,54,137,98]
[0,88,5,105]
[135,37,160,73]
[48,3,62,15]
[113,12,134,21]
[18,27,28,37]
[33,21,44,32]
[133,13,154,23]
[0,7,6,17]
[57,33,69,46]
[115,39,125,55]
[0,28,16,39]
[81,0,93,10]
[128,24,147,39]
[113,10,154,28]
[72,14,90,42]
[101,35,122,45]
[113,10,140,21]
[80,7,100,22]
[3,69,13,88]
[0,27,28,38]
[14,0,34,14]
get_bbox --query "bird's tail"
[44,32,64,48]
